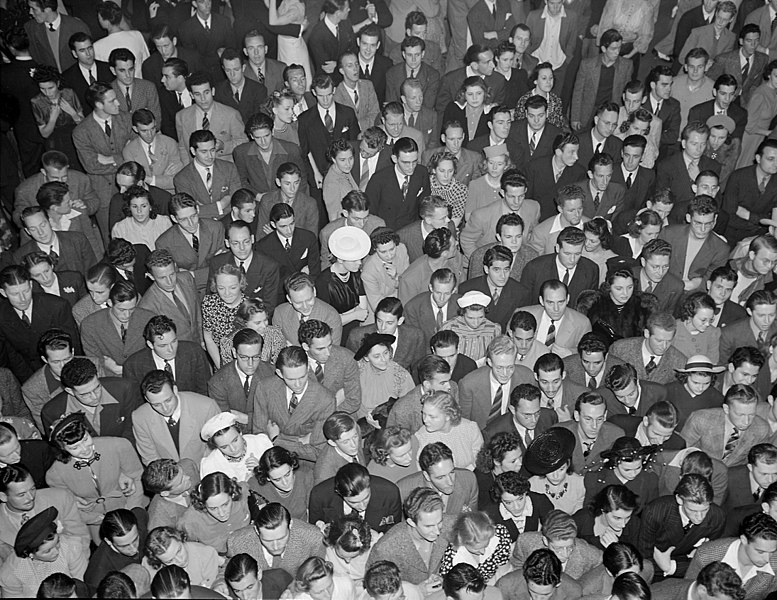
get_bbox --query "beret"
[15,506,58,557]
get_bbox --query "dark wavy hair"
[253,446,300,485]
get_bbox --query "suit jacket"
[385,62,440,109]
[136,272,201,344]
[612,415,687,451]
[0,293,81,373]
[511,530,602,580]
[611,164,655,220]
[123,344,210,396]
[577,179,627,221]
[746,6,777,57]
[679,23,737,65]
[207,359,274,429]
[654,96,683,153]
[61,60,114,107]
[113,78,162,126]
[708,49,769,106]
[122,134,184,192]
[13,170,100,229]
[41,377,139,440]
[507,120,561,172]
[214,77,267,124]
[562,353,624,388]
[467,0,515,44]
[23,14,90,73]
[387,382,460,434]
[689,99,747,140]
[254,228,320,296]
[599,380,667,417]
[252,376,336,461]
[80,303,154,364]
[441,102,490,147]
[298,102,360,180]
[159,88,184,141]
[718,300,748,328]
[366,165,431,232]
[397,221,433,264]
[207,251,280,315]
[359,54,393,105]
[526,157,587,222]
[397,470,479,515]
[609,337,687,385]
[556,420,625,474]
[659,225,730,284]
[720,317,777,363]
[655,151,722,207]
[176,13,234,79]
[460,199,542,258]
[435,68,507,115]
[458,276,531,331]
[72,111,134,197]
[308,345,361,415]
[520,253,599,307]
[226,519,325,573]
[30,270,84,308]
[175,102,247,165]
[307,19,355,81]
[242,58,286,96]
[233,139,307,196]
[673,5,713,57]
[333,79,380,133]
[14,231,97,279]
[482,409,558,449]
[723,464,762,513]
[156,219,225,293]
[273,299,343,346]
[577,130,623,172]
[132,391,220,465]
[173,159,242,219]
[403,291,461,349]
[404,107,438,150]
[525,7,579,67]
[457,364,535,429]
[723,165,777,242]
[346,323,425,373]
[631,265,685,315]
[682,407,770,467]
[570,56,633,127]
[308,475,402,533]
[141,46,199,92]
[519,305,593,359]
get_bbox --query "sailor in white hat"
[199,412,273,482]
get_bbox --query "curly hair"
[144,527,187,569]
[209,263,247,295]
[369,426,413,466]
[190,471,242,512]
[323,513,372,555]
[428,150,459,173]
[422,391,462,426]
[254,446,299,485]
[475,432,521,473]
[489,471,530,504]
[677,291,716,322]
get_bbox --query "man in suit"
[142,25,199,93]
[307,0,354,82]
[562,332,624,389]
[570,31,634,132]
[577,153,626,221]
[309,464,402,533]
[366,137,430,232]
[159,58,191,141]
[397,195,451,263]
[403,268,459,349]
[483,381,557,451]
[600,362,667,419]
[385,37,439,109]
[299,319,360,415]
[61,32,114,108]
[355,25,392,105]
[176,0,233,81]
[109,48,162,126]
[645,65,683,156]
[132,369,220,465]
[632,238,685,315]
[421,121,480,188]
[708,24,769,107]
[576,103,624,170]
[507,95,561,172]
[611,136,656,216]
[468,213,538,285]
[522,226,598,307]
[459,245,531,331]
[208,328,273,428]
[298,73,360,189]
[707,265,749,328]
[467,0,514,45]
[273,272,343,345]
[214,49,267,124]
[527,134,587,222]
[333,50,380,135]
[72,82,134,243]
[346,297,425,373]
[252,346,336,461]
[436,45,506,117]
[689,75,747,141]
[657,122,722,207]
[379,101,427,163]
[396,442,478,515]
[122,110,183,194]
[398,79,437,152]
[156,192,225,295]
[532,352,589,422]
[720,290,777,362]
[723,443,777,513]
[123,315,209,396]
[746,0,777,57]
[242,31,285,94]
[255,163,318,237]
[105,239,153,296]
[611,400,687,452]
[507,310,550,370]
[41,357,138,440]
[467,106,526,169]
[24,0,90,73]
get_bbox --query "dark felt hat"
[354,333,396,361]
[523,427,576,476]
[14,506,58,557]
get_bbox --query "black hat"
[14,506,58,557]
[600,436,657,466]
[354,333,396,361]
[523,428,576,476]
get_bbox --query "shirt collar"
[197,14,211,28]
[152,352,174,371]
[641,339,662,365]
[14,298,33,322]
[287,383,308,403]
[541,4,565,18]
[47,13,62,30]
[36,233,59,255]
[721,538,776,582]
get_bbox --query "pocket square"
[379,515,395,526]
[253,286,263,293]
[301,249,308,259]
[63,286,75,293]
[341,126,349,133]
[607,205,617,215]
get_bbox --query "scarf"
[730,257,771,304]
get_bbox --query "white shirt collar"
[14,298,33,322]
[47,13,62,30]
[721,538,776,582]
[152,352,175,374]
[197,14,211,28]
[193,160,213,186]
[286,383,308,407]
[36,233,59,256]
[641,339,662,366]
[317,103,334,125]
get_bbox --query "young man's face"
[111,59,136,87]
[313,84,335,110]
[71,39,95,66]
[357,33,379,61]
[154,35,177,60]
[244,35,267,65]
[222,58,245,87]
[190,83,215,112]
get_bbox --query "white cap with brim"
[457,290,492,308]
[201,412,237,441]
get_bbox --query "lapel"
[177,393,194,457]
[172,225,198,264]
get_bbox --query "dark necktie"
[48,22,55,31]
[723,426,740,459]
[104,120,111,137]
[289,393,299,415]
[353,87,359,107]
[683,521,693,533]
[435,308,443,330]
[239,261,246,276]
[314,362,324,383]
[191,234,199,253]
[126,86,132,111]
[742,59,750,81]
[402,175,409,198]
[48,245,59,265]
[627,406,636,415]
[360,158,370,190]
[284,238,291,251]
[234,89,240,103]
[177,92,183,108]
[244,375,251,397]
[88,69,95,84]
[524,430,533,448]
[593,193,600,211]
[595,142,602,154]
[645,356,657,375]
[490,2,496,18]
[21,311,31,327]
[626,172,633,189]
[409,68,416,79]
[546,320,556,347]
[164,360,172,374]
[364,64,370,78]
[205,168,212,197]
[204,19,210,32]
[408,113,416,129]
[588,376,597,390]
[645,281,654,294]
[202,113,210,130]
[172,291,191,323]
[562,269,570,286]
[582,441,594,458]
[488,386,503,423]
[492,287,501,305]
[754,488,762,502]
[324,110,333,133]
[120,324,127,343]
[654,100,661,115]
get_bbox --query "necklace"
[545,480,568,500]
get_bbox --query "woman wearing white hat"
[316,226,372,342]
[440,290,501,365]
[199,412,273,483]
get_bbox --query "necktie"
[148,143,156,166]
[364,64,371,78]
[284,238,291,251]
[48,22,55,31]
[167,416,177,428]
[204,19,210,32]
[21,311,30,327]
[562,269,570,286]
[488,386,503,423]
[593,193,600,211]
[401,175,409,198]
[723,426,740,459]
[492,287,501,305]
[205,168,212,197]
[588,376,597,390]
[595,142,602,154]
[490,2,496,18]
[177,92,183,108]
[683,521,693,533]
[289,393,299,415]
[234,89,240,103]
[172,291,191,323]
[192,234,199,252]
[645,281,654,294]
[628,406,636,415]
[244,375,251,397]
[626,172,633,189]
[239,261,246,276]
[524,430,533,448]
[410,68,416,79]
[256,65,265,85]
[164,360,172,374]
[202,113,210,130]
[583,441,594,458]
[104,120,111,137]
[546,320,556,346]
[654,100,661,115]
[314,362,324,383]
[754,488,762,502]
[126,86,132,111]
[49,245,59,265]
[408,113,416,129]
[688,160,699,181]
[353,87,359,107]
[120,324,127,343]
[435,308,443,330]
[89,69,95,84]
[359,158,370,190]
[324,110,333,133]
[530,132,537,155]
[645,356,657,375]
[742,59,750,81]
[759,177,768,193]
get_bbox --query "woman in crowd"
[428,150,469,227]
[269,0,312,85]
[323,139,359,222]
[574,485,641,550]
[524,428,586,515]
[203,263,247,366]
[665,355,726,429]
[248,446,314,521]
[438,511,512,585]
[110,186,172,251]
[199,412,273,482]
[316,226,371,342]
[611,209,663,263]
[31,65,84,169]
[323,513,373,590]
[474,432,524,509]
[144,526,224,589]
[583,218,618,284]
[269,89,300,146]
[367,426,420,483]
[355,333,415,422]
[738,59,777,168]
[282,555,357,600]
[440,291,501,364]
[441,77,492,146]
[72,263,119,326]
[584,437,658,512]
[587,269,652,342]
[673,292,721,364]
[218,298,286,367]
[83,508,147,592]
[361,228,410,316]
[46,414,147,544]
[415,390,483,471]
[465,145,512,218]
[485,471,553,545]
[515,63,568,130]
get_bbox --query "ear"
[686,213,691,224]
[64,386,74,397]
[110,67,117,76]
[0,289,6,299]
[146,340,154,351]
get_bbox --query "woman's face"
[338,258,362,272]
[486,155,508,179]
[464,85,485,108]
[545,462,568,486]
[306,575,334,600]
[205,492,234,523]
[334,149,355,174]
[375,241,397,264]
[216,273,242,306]
[496,51,515,73]
[501,491,528,517]
[267,464,295,493]
[64,432,95,460]
[689,307,714,333]
[29,261,57,288]
[366,344,391,371]
[769,68,777,88]
[157,539,189,568]
[494,449,523,474]
[463,536,491,556]
[609,276,634,306]
[584,231,601,253]
[274,98,295,124]
[615,459,643,482]
[536,68,554,93]
[684,372,713,396]
[214,427,247,459]
[87,281,111,305]
[603,508,633,533]
[130,196,151,224]
[638,224,662,245]
[388,441,414,467]
[39,80,60,101]
[422,403,449,433]
[247,310,269,334]
[463,307,486,329]
[434,159,456,186]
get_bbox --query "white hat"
[328,226,371,261]
[457,290,492,308]
[200,412,237,441]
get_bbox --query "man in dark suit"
[707,265,749,328]
[356,25,393,105]
[645,66,682,156]
[24,0,91,73]
[722,147,777,245]
[309,464,402,533]
[520,226,599,307]
[562,332,625,389]
[507,95,561,172]
[688,74,748,140]
[526,134,587,221]
[708,24,769,107]
[610,400,687,452]
[123,315,210,396]
[576,103,623,168]
[41,357,139,440]
[366,137,431,232]
[385,37,440,109]
[307,0,354,82]
[30,268,85,308]
[61,32,115,108]
[404,268,460,349]
[632,239,685,315]
[254,203,320,296]
[600,363,667,417]
[483,382,557,449]
[397,195,453,263]
[214,49,268,124]
[176,0,233,81]
[298,74,360,189]
[0,423,57,489]
[719,290,777,362]
[467,106,526,169]
[723,443,777,512]
[612,135,656,216]
[576,153,626,221]
[158,57,190,141]
[208,220,281,314]
[436,44,506,117]
[242,31,286,94]
[672,0,717,59]
[142,26,199,92]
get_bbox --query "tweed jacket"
[243,58,286,96]
[80,307,155,367]
[13,170,100,229]
[13,231,97,279]
[746,6,777,57]
[232,138,307,195]
[708,49,769,106]
[482,408,558,449]
[397,469,478,515]
[403,291,461,348]
[367,516,456,585]
[334,80,381,133]
[679,23,737,65]
[571,56,633,128]
[207,360,273,430]
[273,299,343,346]
[307,345,361,416]
[629,265,686,316]
[562,353,625,388]
[72,112,134,201]
[175,102,247,165]
[214,77,268,124]
[23,14,90,73]
[113,78,162,126]
[346,323,426,373]
[457,364,535,429]
[385,62,440,109]
[555,421,626,474]
[460,199,542,258]
[136,272,202,344]
[251,377,336,461]
[518,305,593,359]
[311,443,367,485]
[527,214,590,256]
[361,245,411,313]
[132,391,220,465]
[720,317,777,363]
[123,344,210,396]
[0,368,29,426]
[387,382,461,434]
[122,134,184,192]
[659,225,730,284]
[207,251,281,315]
[155,219,225,293]
[609,337,688,385]
[309,475,402,533]
[173,159,242,219]
[511,531,602,580]
[226,519,325,573]
[682,407,771,467]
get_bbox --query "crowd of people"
[1,0,777,598]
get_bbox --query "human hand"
[736,206,751,220]
[262,223,273,235]
[164,163,179,175]
[231,410,249,424]
[653,546,675,573]
[103,356,122,376]
[217,196,232,211]
[421,575,443,596]
[684,277,703,291]
[118,473,136,496]
[215,138,225,152]
[383,262,397,277]
[365,412,381,430]
[267,420,281,440]
[245,453,260,470]
[600,528,620,547]
[353,306,369,321]
[557,405,572,422]
[70,198,87,210]
[97,154,115,165]
[322,61,337,73]
[571,121,582,131]
[49,103,61,120]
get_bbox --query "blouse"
[515,90,568,131]
[529,473,586,515]
[219,325,286,368]
[202,294,242,348]
[323,167,359,222]
[440,315,501,364]
[315,269,365,314]
[358,360,415,419]
[414,419,484,471]
[247,462,315,522]
[439,524,512,584]
[177,491,252,555]
[200,434,274,481]
[597,0,656,54]
[110,215,172,251]
[273,121,300,146]
[0,535,87,598]
[31,88,83,129]
[672,320,721,364]
[431,175,469,222]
